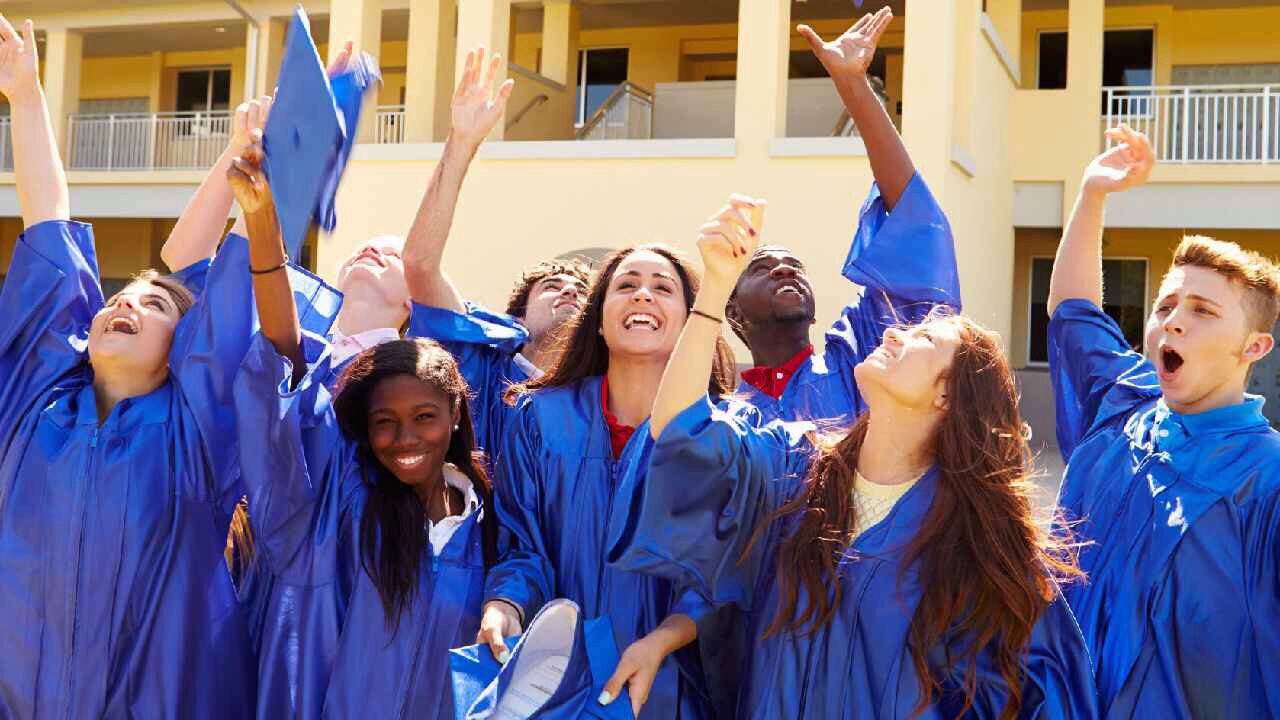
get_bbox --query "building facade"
[3,0,1279,456]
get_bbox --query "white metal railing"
[0,117,12,172]
[375,105,405,144]
[576,82,653,140]
[1104,84,1280,164]
[66,111,233,170]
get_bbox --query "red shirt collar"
[600,377,636,459]
[740,345,815,400]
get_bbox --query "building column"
[984,0,1022,75]
[43,29,83,161]
[901,0,959,189]
[455,0,510,140]
[329,0,383,142]
[732,0,790,153]
[254,17,287,97]
[541,0,579,87]
[404,0,456,142]
[1062,0,1105,222]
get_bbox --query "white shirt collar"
[329,326,401,366]
[426,463,482,555]
[513,352,544,380]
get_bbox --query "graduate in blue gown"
[725,9,958,426]
[401,46,591,458]
[226,138,502,720]
[607,174,1098,719]
[474,238,740,718]
[0,18,261,716]
[1045,126,1280,718]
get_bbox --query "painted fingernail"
[498,649,511,664]
[749,228,757,237]
[598,691,614,705]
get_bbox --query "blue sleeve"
[408,302,529,456]
[1047,299,1159,458]
[0,221,101,437]
[234,331,359,584]
[483,398,555,621]
[826,173,960,371]
[1246,493,1280,716]
[607,397,812,611]
[1009,595,1100,719]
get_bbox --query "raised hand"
[451,46,515,148]
[1083,125,1155,195]
[0,15,39,102]
[327,40,353,78]
[696,194,766,289]
[226,136,275,218]
[231,96,273,156]
[798,7,892,84]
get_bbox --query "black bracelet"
[689,308,723,324]
[250,257,289,275]
[488,597,525,625]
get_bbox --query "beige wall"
[0,218,177,281]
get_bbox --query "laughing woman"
[607,199,1100,719]
[226,140,500,720]
[473,243,738,719]
[0,16,279,717]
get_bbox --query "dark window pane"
[175,70,211,113]
[211,69,232,110]
[578,48,629,123]
[1102,29,1154,113]
[1038,32,1068,90]
[1029,257,1146,363]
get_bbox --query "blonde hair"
[1171,235,1280,333]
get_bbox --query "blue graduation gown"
[1048,299,1280,718]
[409,301,531,458]
[739,173,959,425]
[0,221,257,718]
[607,398,1100,719]
[485,377,713,720]
[235,333,488,720]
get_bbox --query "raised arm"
[799,7,911,208]
[161,96,273,271]
[651,195,763,438]
[402,46,513,312]
[1047,125,1154,316]
[226,137,302,375]
[0,16,68,226]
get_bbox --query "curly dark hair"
[504,257,594,319]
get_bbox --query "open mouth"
[1159,346,1185,378]
[106,317,139,335]
[774,281,804,297]
[623,312,661,331]
[393,453,426,469]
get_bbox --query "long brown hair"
[762,314,1082,719]
[332,339,499,629]
[506,244,736,401]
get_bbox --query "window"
[576,48,629,125]
[1038,29,1155,101]
[1028,257,1147,364]
[1037,31,1067,89]
[175,68,232,114]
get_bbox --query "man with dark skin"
[725,7,960,424]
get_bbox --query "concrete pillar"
[404,0,456,142]
[43,29,83,162]
[902,0,959,188]
[732,0,790,152]
[255,17,287,97]
[540,0,579,87]
[147,51,164,113]
[329,0,383,142]
[1062,0,1105,222]
[984,0,1022,77]
[455,0,510,140]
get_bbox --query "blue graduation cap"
[450,600,634,720]
[263,7,378,260]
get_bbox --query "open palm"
[451,46,514,147]
[798,7,892,81]
[1084,126,1155,194]
[0,16,40,100]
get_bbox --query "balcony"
[1104,84,1280,164]
[66,111,233,171]
[375,105,406,145]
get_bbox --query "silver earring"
[453,424,459,431]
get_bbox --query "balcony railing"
[67,111,233,171]
[1104,84,1280,164]
[576,82,654,140]
[1,117,12,172]
[375,105,405,144]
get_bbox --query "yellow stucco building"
[3,0,1279,453]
